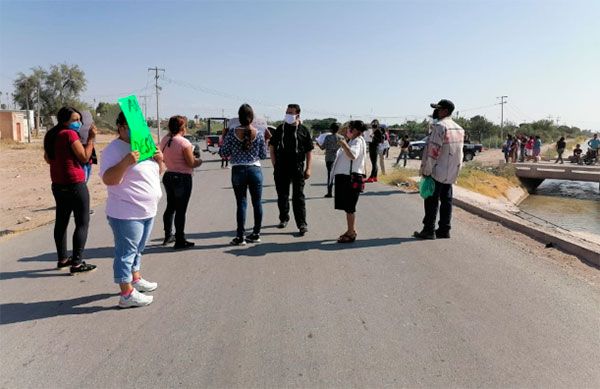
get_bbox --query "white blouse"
[330,136,367,181]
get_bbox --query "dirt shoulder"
[0,134,114,239]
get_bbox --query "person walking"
[269,104,314,236]
[413,99,465,240]
[330,120,367,243]
[378,129,389,175]
[219,104,267,246]
[366,119,383,182]
[395,135,410,167]
[43,106,97,275]
[100,112,164,308]
[555,136,566,164]
[318,122,344,198]
[159,115,202,249]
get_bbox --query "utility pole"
[25,95,31,143]
[139,95,149,120]
[35,86,41,136]
[497,95,508,147]
[148,67,165,142]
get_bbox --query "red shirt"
[48,128,85,184]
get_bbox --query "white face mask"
[284,114,297,125]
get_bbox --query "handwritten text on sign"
[117,95,156,162]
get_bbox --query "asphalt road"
[1,154,599,388]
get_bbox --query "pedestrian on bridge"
[414,99,464,240]
[533,135,542,162]
[269,104,314,236]
[555,137,566,164]
[100,112,164,308]
[330,120,367,243]
[219,104,267,246]
[43,107,97,275]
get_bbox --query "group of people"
[502,133,599,165]
[502,134,543,163]
[43,99,465,308]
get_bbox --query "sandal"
[337,232,357,243]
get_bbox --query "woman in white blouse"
[330,120,367,243]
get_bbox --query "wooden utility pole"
[148,67,165,142]
[35,86,41,136]
[497,95,508,147]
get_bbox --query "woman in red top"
[43,107,97,275]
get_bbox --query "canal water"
[518,179,599,235]
[518,139,599,237]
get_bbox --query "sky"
[0,0,599,129]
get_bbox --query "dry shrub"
[457,162,521,199]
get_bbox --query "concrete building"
[0,110,33,142]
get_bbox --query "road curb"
[453,198,600,267]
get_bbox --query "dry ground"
[0,134,114,238]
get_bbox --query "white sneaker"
[132,278,158,292]
[118,289,153,308]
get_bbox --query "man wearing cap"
[414,99,465,240]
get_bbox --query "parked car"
[183,135,201,158]
[408,137,482,161]
[205,135,221,154]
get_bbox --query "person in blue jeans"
[219,104,267,245]
[100,112,165,308]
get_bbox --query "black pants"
[162,172,193,241]
[422,179,453,234]
[274,164,306,228]
[326,161,334,195]
[368,143,378,178]
[51,182,90,264]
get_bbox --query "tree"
[13,64,88,121]
[95,102,121,131]
[43,64,87,115]
[12,67,46,113]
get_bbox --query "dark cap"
[430,99,455,113]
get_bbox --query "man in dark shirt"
[269,104,314,235]
[367,119,383,182]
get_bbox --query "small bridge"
[514,163,600,193]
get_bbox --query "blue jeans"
[231,165,263,238]
[108,216,154,284]
[83,163,92,183]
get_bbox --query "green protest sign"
[118,95,156,162]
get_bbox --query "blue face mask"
[68,121,82,131]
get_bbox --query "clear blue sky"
[1,0,598,129]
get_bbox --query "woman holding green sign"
[100,112,164,308]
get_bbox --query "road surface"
[1,154,599,388]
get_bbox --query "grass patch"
[380,167,420,191]
[456,162,521,199]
